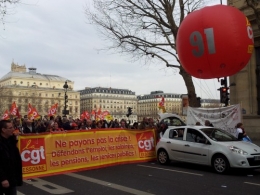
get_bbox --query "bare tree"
[86,0,207,106]
[0,0,20,29]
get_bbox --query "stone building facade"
[80,87,138,123]
[228,0,260,140]
[0,62,80,118]
[137,91,184,122]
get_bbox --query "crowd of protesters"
[9,115,166,133]
[7,115,170,141]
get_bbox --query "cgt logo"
[20,138,47,173]
[136,131,156,158]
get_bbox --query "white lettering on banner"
[21,146,45,164]
[186,104,241,135]
[138,137,154,151]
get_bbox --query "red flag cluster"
[1,102,59,120]
[81,108,112,121]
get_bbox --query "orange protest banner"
[18,129,156,179]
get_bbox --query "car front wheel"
[212,154,230,174]
[157,149,170,165]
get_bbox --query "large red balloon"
[176,5,254,79]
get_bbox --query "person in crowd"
[91,120,97,129]
[42,115,49,122]
[204,120,214,127]
[148,118,157,130]
[22,119,36,134]
[34,119,47,133]
[120,119,128,129]
[108,119,119,128]
[71,122,78,130]
[85,119,93,130]
[113,119,120,128]
[101,120,109,128]
[126,120,131,129]
[131,122,139,129]
[12,117,21,130]
[0,120,23,195]
[158,122,168,138]
[49,116,55,127]
[79,121,86,130]
[108,119,114,128]
[55,116,63,128]
[51,121,64,132]
[45,125,52,132]
[62,117,71,130]
[236,122,247,140]
[195,122,201,126]
[96,121,103,129]
[139,117,149,129]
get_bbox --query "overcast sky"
[0,0,226,99]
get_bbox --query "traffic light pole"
[219,77,229,107]
[63,81,69,117]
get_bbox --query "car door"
[166,127,186,161]
[181,128,210,164]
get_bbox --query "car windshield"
[200,128,238,141]
[162,117,186,126]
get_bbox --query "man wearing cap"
[0,120,23,195]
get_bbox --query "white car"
[156,125,260,174]
[158,113,186,127]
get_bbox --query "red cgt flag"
[1,110,10,120]
[158,97,165,107]
[48,103,58,117]
[29,107,40,120]
[28,103,33,118]
[81,111,90,120]
[10,102,20,117]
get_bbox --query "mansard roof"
[80,87,135,95]
[0,71,70,83]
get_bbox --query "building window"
[39,93,41,97]
[40,83,42,85]
[46,94,48,97]
[52,94,54,97]
[46,83,48,86]
[20,81,23,84]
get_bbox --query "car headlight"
[229,146,248,155]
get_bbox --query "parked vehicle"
[156,125,260,174]
[158,113,186,126]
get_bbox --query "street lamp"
[62,81,69,117]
